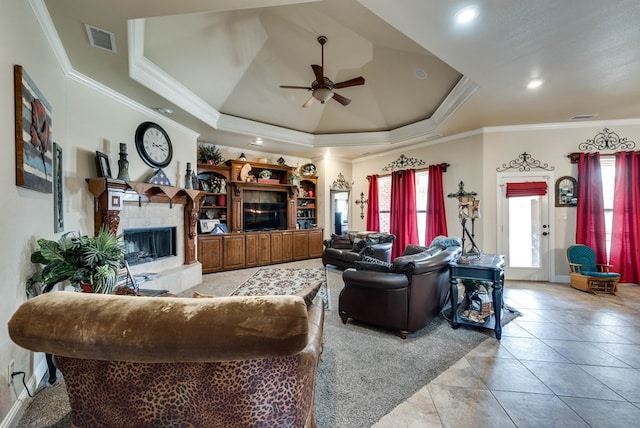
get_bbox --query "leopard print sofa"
[9,292,324,428]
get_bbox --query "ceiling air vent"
[569,114,598,120]
[85,24,117,53]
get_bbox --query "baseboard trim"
[0,356,47,428]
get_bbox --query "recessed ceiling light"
[249,137,264,146]
[154,107,173,115]
[570,114,598,120]
[414,68,428,80]
[527,79,543,89]
[455,6,479,24]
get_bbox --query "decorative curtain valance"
[506,181,547,198]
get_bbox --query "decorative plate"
[301,163,316,177]
[239,163,252,182]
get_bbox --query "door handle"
[542,232,549,236]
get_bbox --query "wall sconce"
[354,192,367,219]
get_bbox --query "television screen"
[244,202,287,231]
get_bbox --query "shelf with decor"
[196,164,230,233]
[228,159,296,185]
[297,177,317,229]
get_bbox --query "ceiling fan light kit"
[280,35,365,108]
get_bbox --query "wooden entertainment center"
[86,159,323,274]
[196,160,323,273]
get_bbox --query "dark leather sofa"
[322,232,395,269]
[339,244,462,338]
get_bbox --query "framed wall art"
[95,151,112,178]
[14,65,53,193]
[53,142,64,232]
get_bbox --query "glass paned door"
[498,174,551,281]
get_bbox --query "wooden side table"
[449,254,505,339]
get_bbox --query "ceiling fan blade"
[333,76,365,89]
[332,92,351,106]
[302,96,316,108]
[280,85,312,90]
[311,64,323,82]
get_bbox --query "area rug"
[230,267,329,309]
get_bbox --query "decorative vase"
[217,194,226,206]
[117,143,131,180]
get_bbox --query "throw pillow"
[354,255,393,273]
[429,235,462,249]
[352,239,367,253]
[402,244,429,256]
[331,233,353,249]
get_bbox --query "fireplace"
[124,227,177,266]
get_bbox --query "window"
[377,170,429,246]
[600,156,616,259]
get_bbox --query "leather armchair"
[322,232,395,269]
[339,244,461,339]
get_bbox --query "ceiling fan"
[280,35,365,107]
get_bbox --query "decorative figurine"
[184,162,193,189]
[117,142,131,180]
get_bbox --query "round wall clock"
[135,122,173,168]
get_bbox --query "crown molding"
[128,19,221,128]
[29,0,198,138]
[216,114,314,147]
[29,0,72,74]
[483,117,640,134]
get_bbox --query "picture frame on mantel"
[95,151,112,178]
[14,64,53,194]
[53,142,64,232]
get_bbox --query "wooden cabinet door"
[270,232,283,264]
[292,230,309,260]
[282,231,293,262]
[245,234,259,267]
[223,235,245,270]
[258,233,271,265]
[198,236,223,273]
[308,228,323,258]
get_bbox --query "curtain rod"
[366,162,449,179]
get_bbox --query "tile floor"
[374,281,640,428]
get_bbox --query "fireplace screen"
[124,227,177,266]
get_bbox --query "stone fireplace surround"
[87,178,203,295]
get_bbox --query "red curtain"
[576,152,607,263]
[366,175,380,231]
[425,164,448,245]
[505,181,548,197]
[390,169,419,259]
[609,151,640,284]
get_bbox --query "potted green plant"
[27,226,125,296]
[289,166,301,187]
[198,144,224,165]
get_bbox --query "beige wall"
[3,0,640,425]
[0,0,199,421]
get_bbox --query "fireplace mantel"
[86,177,204,265]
